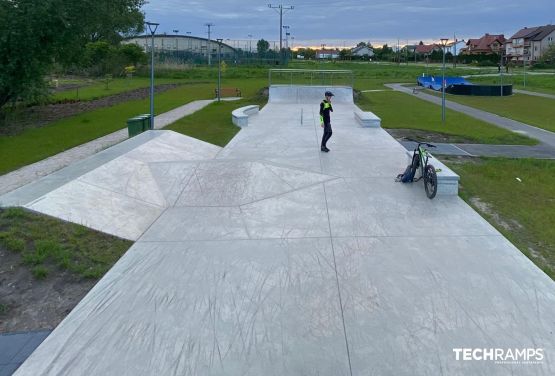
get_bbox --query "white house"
[505,25,555,62]
[351,45,374,58]
[316,49,339,59]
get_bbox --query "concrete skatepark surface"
[3,86,555,375]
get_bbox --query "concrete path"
[514,89,555,100]
[463,72,555,78]
[399,140,555,158]
[0,98,235,196]
[387,83,555,149]
[0,331,51,376]
[9,86,555,375]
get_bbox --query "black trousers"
[321,122,332,148]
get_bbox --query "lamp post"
[500,50,504,96]
[523,51,527,88]
[217,39,223,102]
[146,21,159,130]
[440,38,449,125]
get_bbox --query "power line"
[268,4,294,54]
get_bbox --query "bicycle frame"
[412,142,433,179]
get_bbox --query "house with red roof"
[460,33,505,55]
[414,42,442,55]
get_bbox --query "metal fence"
[268,69,355,87]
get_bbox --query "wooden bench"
[215,87,241,98]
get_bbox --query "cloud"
[143,0,555,45]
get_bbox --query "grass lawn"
[52,77,195,102]
[0,83,214,175]
[0,207,132,279]
[357,91,536,145]
[467,73,555,95]
[436,93,555,133]
[446,158,555,280]
[165,86,268,146]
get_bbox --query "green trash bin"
[138,114,152,131]
[127,116,144,137]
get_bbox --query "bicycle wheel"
[424,165,438,199]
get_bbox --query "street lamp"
[145,21,159,130]
[440,38,449,124]
[217,39,223,102]
[523,50,527,88]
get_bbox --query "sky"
[143,0,555,48]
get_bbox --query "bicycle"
[403,139,440,199]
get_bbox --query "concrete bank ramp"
[12,90,555,376]
[0,131,221,240]
[269,85,353,104]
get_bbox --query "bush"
[81,41,147,77]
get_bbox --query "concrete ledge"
[355,110,381,128]
[232,105,259,128]
[405,150,459,196]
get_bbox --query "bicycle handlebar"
[404,138,436,149]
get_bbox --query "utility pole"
[453,33,457,68]
[398,41,401,64]
[205,23,214,65]
[405,39,408,65]
[268,4,294,63]
[283,25,290,49]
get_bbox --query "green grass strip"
[448,158,555,280]
[0,207,132,280]
[0,84,214,175]
[437,93,555,133]
[357,91,535,145]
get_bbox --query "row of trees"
[0,0,146,109]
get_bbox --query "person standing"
[320,91,334,152]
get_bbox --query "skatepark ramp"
[269,85,354,104]
[417,75,512,96]
[268,69,354,104]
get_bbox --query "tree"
[339,48,352,60]
[0,0,145,110]
[539,44,555,66]
[257,39,270,55]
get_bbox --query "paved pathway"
[387,83,555,149]
[463,72,555,78]
[0,98,238,196]
[514,89,555,100]
[0,331,50,376]
[12,86,555,375]
[399,140,555,158]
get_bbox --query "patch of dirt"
[469,197,517,232]
[0,247,96,332]
[385,128,477,144]
[0,83,181,136]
